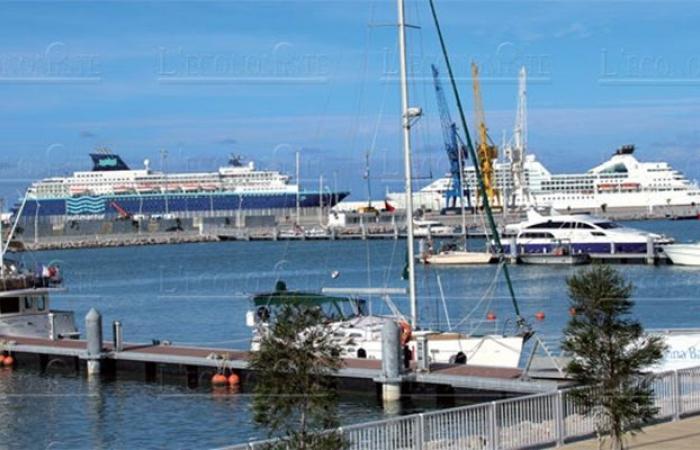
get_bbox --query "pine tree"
[562,265,666,450]
[249,304,346,450]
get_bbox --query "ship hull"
[15,191,349,219]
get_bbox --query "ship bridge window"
[24,297,33,310]
[0,297,21,314]
[576,222,595,229]
[600,163,628,174]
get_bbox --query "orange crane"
[471,62,501,208]
[110,201,132,220]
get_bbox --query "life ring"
[398,320,412,346]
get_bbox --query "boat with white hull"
[0,260,79,340]
[413,219,455,237]
[662,243,700,266]
[504,211,672,255]
[248,285,522,367]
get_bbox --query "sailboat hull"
[422,251,493,265]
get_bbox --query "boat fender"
[399,320,412,346]
[256,306,270,322]
[450,352,467,365]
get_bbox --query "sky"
[1,0,699,205]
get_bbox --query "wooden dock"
[0,334,563,396]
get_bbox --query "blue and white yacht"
[504,211,673,255]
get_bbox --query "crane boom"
[431,65,469,210]
[471,62,500,208]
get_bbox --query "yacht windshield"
[596,221,621,229]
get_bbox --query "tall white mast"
[511,66,529,207]
[397,0,419,328]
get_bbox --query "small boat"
[180,184,200,192]
[113,185,132,194]
[69,186,91,196]
[420,240,493,265]
[135,184,157,194]
[201,184,220,192]
[413,219,455,237]
[248,282,523,367]
[0,260,79,339]
[662,243,700,266]
[667,213,700,221]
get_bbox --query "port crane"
[508,66,530,208]
[431,65,470,212]
[471,62,501,208]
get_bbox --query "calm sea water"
[1,219,699,449]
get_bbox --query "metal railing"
[228,365,700,450]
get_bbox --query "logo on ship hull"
[66,197,106,215]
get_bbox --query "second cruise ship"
[387,145,700,214]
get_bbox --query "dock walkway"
[562,414,700,449]
[0,335,561,394]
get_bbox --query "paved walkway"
[562,415,700,449]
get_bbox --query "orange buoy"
[227,373,241,387]
[486,312,497,321]
[212,374,228,386]
[535,311,546,321]
[3,356,14,367]
[569,307,577,317]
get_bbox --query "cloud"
[80,130,97,138]
[217,138,237,145]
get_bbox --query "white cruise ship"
[387,145,700,214]
[13,151,348,220]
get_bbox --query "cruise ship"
[387,145,700,214]
[13,151,349,222]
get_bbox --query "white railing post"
[556,390,566,446]
[415,414,425,450]
[489,401,498,450]
[673,370,681,420]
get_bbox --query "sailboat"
[247,0,527,369]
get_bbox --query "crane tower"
[471,62,500,208]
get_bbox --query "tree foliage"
[249,304,346,450]
[562,265,666,450]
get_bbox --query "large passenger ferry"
[388,145,700,213]
[14,151,349,221]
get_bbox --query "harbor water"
[1,219,699,449]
